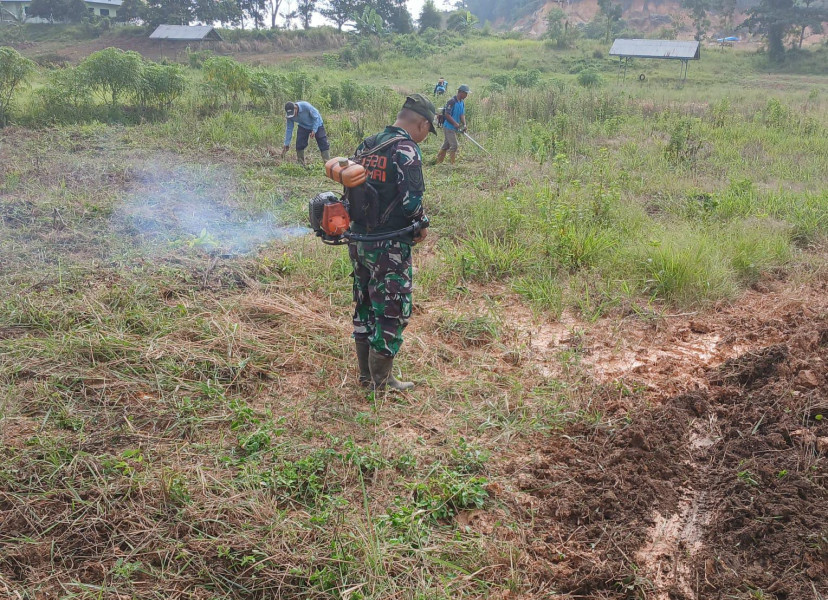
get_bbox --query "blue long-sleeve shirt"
[284,101,324,147]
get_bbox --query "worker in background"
[281,101,330,167]
[434,77,447,96]
[434,84,469,165]
[349,94,436,391]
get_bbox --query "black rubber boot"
[321,149,331,161]
[296,149,306,167]
[369,349,414,391]
[355,339,371,388]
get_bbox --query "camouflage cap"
[403,93,438,134]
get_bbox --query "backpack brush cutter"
[309,155,423,245]
[309,191,423,245]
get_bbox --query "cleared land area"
[1,27,827,599]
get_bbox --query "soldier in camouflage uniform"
[349,94,437,391]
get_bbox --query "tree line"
[20,0,433,31]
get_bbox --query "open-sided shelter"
[610,39,701,81]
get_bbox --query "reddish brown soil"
[502,276,828,598]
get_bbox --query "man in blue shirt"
[281,101,331,167]
[435,84,469,165]
[433,77,447,95]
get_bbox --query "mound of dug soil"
[514,314,827,598]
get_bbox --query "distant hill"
[465,0,761,37]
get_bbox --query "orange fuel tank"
[325,157,367,188]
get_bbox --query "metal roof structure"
[149,25,223,41]
[610,39,700,60]
[610,39,700,81]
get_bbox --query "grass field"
[1,28,827,599]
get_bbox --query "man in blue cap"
[281,101,331,167]
[435,84,469,165]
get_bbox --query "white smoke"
[111,156,309,256]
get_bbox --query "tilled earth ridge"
[508,282,827,598]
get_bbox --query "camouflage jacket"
[351,126,428,244]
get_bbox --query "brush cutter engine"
[309,192,351,245]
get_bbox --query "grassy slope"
[0,31,826,599]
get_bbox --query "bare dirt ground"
[492,272,828,598]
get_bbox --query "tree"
[26,0,87,22]
[386,1,413,33]
[446,9,478,32]
[545,6,577,48]
[794,0,828,49]
[296,0,316,28]
[714,0,738,31]
[681,0,711,40]
[266,0,283,27]
[216,0,244,26]
[115,0,145,22]
[353,5,385,34]
[238,0,267,27]
[418,0,442,31]
[741,0,796,61]
[320,0,355,30]
[0,47,36,126]
[597,0,623,43]
[143,0,196,26]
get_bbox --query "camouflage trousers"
[348,240,413,357]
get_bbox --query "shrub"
[79,47,143,106]
[36,67,93,123]
[0,46,36,126]
[137,62,187,108]
[318,84,342,109]
[32,52,70,68]
[203,56,251,104]
[339,38,382,67]
[665,117,704,165]
[286,69,313,99]
[762,98,791,128]
[249,69,287,110]
[513,69,542,88]
[490,73,512,88]
[577,69,603,88]
[187,48,214,69]
[339,79,366,109]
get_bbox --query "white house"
[0,0,121,23]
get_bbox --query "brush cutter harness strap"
[349,134,410,232]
